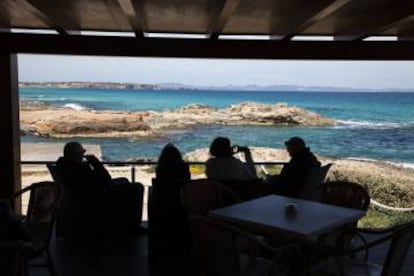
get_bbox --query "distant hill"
[18,81,414,92]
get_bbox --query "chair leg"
[46,249,57,276]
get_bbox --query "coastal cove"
[20,87,414,167]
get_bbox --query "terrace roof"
[1,0,414,40]
[1,0,414,59]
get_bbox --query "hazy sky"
[18,54,414,89]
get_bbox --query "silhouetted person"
[267,137,320,197]
[150,143,192,276]
[206,137,257,180]
[155,143,190,181]
[56,142,112,191]
[55,141,144,241]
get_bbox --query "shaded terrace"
[2,0,414,275]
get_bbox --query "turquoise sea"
[20,88,414,166]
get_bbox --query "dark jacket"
[278,147,321,197]
[155,161,190,181]
[54,157,114,239]
[55,156,112,194]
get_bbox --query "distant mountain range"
[19,81,414,92]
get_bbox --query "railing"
[21,161,414,213]
[21,160,287,184]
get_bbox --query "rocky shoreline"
[20,101,334,138]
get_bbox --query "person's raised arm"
[85,154,112,183]
[239,146,257,178]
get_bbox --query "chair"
[188,215,290,276]
[298,163,332,201]
[148,178,192,275]
[319,181,370,247]
[181,179,242,216]
[312,220,414,276]
[8,181,62,276]
[308,181,370,270]
[217,178,265,201]
[48,162,144,239]
[321,181,370,211]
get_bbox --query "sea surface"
[20,87,414,167]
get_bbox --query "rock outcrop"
[20,106,152,138]
[20,101,334,138]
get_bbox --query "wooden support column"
[0,53,21,201]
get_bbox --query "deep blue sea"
[20,88,414,166]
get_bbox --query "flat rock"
[20,101,334,138]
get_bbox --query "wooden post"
[0,52,21,203]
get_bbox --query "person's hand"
[85,154,100,165]
[238,146,250,153]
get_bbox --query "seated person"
[55,141,144,240]
[150,144,192,275]
[267,137,320,197]
[205,137,257,180]
[155,143,190,181]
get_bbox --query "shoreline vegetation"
[21,144,414,227]
[20,101,333,138]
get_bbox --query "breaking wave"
[334,119,412,129]
[63,103,87,110]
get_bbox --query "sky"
[18,54,414,90]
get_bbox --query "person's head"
[158,143,184,165]
[63,141,86,162]
[209,137,232,158]
[284,137,306,157]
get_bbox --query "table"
[209,194,366,239]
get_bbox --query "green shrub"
[329,170,414,228]
[359,209,414,228]
[189,164,205,175]
[257,165,283,178]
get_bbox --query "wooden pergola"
[1,0,414,198]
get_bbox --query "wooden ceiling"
[1,0,414,60]
[1,0,414,40]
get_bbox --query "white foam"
[400,163,414,170]
[386,161,414,170]
[334,119,410,129]
[63,103,87,110]
[346,157,414,170]
[345,157,381,163]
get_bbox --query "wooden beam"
[273,0,353,41]
[25,0,81,35]
[0,2,11,29]
[356,15,414,41]
[334,0,414,41]
[117,0,147,37]
[101,0,143,36]
[206,0,241,39]
[2,32,414,60]
[2,0,56,32]
[0,53,21,201]
[398,23,414,40]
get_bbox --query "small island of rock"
[20,101,334,138]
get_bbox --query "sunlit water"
[20,88,414,165]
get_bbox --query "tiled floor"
[29,227,414,276]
